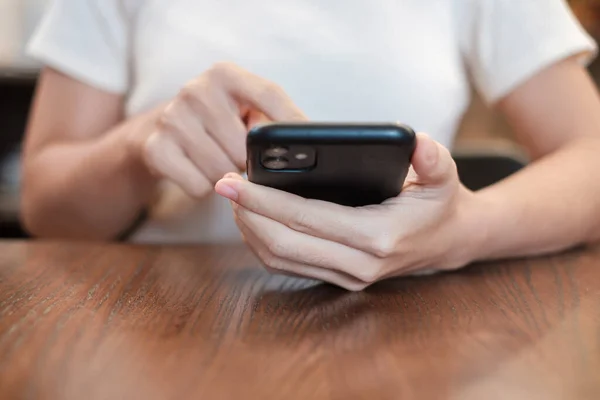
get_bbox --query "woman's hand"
[134,62,305,199]
[215,133,482,291]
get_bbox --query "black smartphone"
[246,122,416,207]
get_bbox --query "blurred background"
[1,0,600,238]
[459,0,600,143]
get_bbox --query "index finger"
[215,175,387,253]
[212,63,307,122]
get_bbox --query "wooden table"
[0,241,599,400]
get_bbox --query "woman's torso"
[125,0,472,243]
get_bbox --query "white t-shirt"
[28,0,596,243]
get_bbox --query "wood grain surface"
[0,241,599,400]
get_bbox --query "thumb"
[411,133,458,187]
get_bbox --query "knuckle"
[261,251,281,270]
[180,80,218,117]
[207,61,239,80]
[257,82,285,104]
[257,248,272,265]
[356,265,382,284]
[143,133,167,168]
[265,238,289,259]
[190,83,213,109]
[157,103,182,132]
[368,232,399,258]
[177,84,197,104]
[288,208,315,233]
[156,112,171,131]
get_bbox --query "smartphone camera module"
[264,146,289,158]
[261,145,316,171]
[262,156,289,170]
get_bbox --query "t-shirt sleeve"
[462,0,598,104]
[27,0,129,94]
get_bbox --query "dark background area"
[0,69,36,238]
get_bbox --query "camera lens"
[262,156,289,170]
[264,146,289,157]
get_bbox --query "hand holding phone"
[217,131,469,291]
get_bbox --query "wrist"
[457,189,507,265]
[439,186,493,269]
[114,115,160,200]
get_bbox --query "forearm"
[21,110,159,240]
[467,137,600,261]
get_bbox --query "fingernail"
[223,172,244,181]
[215,181,239,201]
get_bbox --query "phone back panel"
[246,123,416,207]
